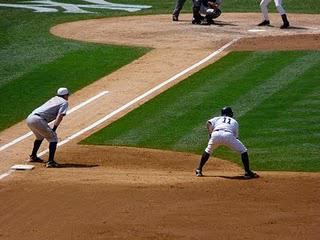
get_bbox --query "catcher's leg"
[192,0,202,24]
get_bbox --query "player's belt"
[34,113,48,122]
[214,129,232,133]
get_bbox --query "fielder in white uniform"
[26,87,69,168]
[195,107,259,179]
[258,0,290,29]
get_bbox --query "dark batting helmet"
[221,106,233,117]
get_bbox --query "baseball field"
[0,0,320,239]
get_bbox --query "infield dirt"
[0,13,320,239]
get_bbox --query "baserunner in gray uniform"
[26,87,69,168]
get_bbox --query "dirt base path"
[0,13,320,239]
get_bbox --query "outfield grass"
[82,51,320,172]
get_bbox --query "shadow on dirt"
[214,21,238,26]
[203,175,259,180]
[58,163,99,168]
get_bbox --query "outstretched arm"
[52,114,65,131]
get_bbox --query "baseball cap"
[57,87,69,96]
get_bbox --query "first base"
[11,164,35,170]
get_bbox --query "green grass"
[0,0,319,130]
[82,51,320,172]
[0,45,148,130]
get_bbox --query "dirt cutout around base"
[0,13,320,240]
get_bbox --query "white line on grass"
[0,91,109,152]
[0,38,239,180]
[34,37,241,153]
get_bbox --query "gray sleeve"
[58,102,68,115]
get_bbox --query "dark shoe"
[46,160,59,168]
[257,20,270,26]
[28,155,44,163]
[280,22,290,29]
[195,169,203,177]
[280,14,290,29]
[201,17,214,25]
[172,15,179,21]
[244,171,259,179]
[192,17,202,25]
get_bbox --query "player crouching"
[192,0,222,25]
[195,107,259,179]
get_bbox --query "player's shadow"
[214,21,238,27]
[58,163,99,168]
[214,175,248,180]
[175,20,238,26]
[204,175,256,180]
[286,26,309,30]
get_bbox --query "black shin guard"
[31,139,43,157]
[241,152,250,172]
[198,152,210,171]
[48,142,57,162]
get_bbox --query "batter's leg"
[273,0,290,28]
[259,0,271,22]
[172,0,187,21]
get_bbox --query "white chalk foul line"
[35,37,241,154]
[0,38,239,180]
[0,170,14,180]
[0,91,109,152]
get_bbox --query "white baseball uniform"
[260,0,286,21]
[205,116,247,154]
[26,96,68,142]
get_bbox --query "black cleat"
[244,171,259,179]
[172,15,179,21]
[46,160,59,168]
[192,17,201,25]
[280,22,290,29]
[195,169,203,177]
[201,17,214,25]
[257,20,270,26]
[28,155,44,163]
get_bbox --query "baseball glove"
[212,8,221,19]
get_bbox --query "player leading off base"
[195,107,259,179]
[26,87,69,168]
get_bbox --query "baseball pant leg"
[27,115,58,142]
[173,0,187,16]
[226,136,247,154]
[274,0,286,15]
[260,0,271,21]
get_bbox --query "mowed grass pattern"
[83,51,320,172]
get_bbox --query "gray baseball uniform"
[26,96,68,142]
[172,0,187,18]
